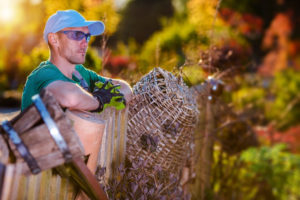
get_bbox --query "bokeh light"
[0,2,15,23]
[0,7,14,22]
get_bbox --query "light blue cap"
[43,10,105,43]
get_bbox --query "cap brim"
[87,21,105,36]
[66,20,105,36]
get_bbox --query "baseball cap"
[43,10,105,43]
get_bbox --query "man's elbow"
[59,94,79,109]
[113,79,133,103]
[45,81,81,109]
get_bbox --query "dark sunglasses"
[58,30,91,42]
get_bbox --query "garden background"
[0,0,299,199]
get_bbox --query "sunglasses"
[58,30,91,42]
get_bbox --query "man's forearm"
[46,81,99,111]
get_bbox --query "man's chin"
[70,60,85,65]
[71,57,86,65]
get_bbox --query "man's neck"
[49,56,75,79]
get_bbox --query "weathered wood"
[33,173,42,200]
[96,107,128,183]
[70,157,108,200]
[1,164,14,200]
[59,176,70,200]
[13,163,24,200]
[0,90,129,200]
[0,162,5,198]
[1,89,84,174]
[66,109,105,174]
[39,170,52,200]
[0,136,9,164]
[8,119,84,174]
[49,172,58,200]
[11,90,63,135]
[27,174,38,200]
[118,108,128,166]
[106,109,115,178]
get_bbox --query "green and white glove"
[92,79,126,112]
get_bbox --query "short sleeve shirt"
[21,60,106,111]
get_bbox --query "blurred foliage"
[114,0,174,45]
[0,0,299,199]
[17,45,49,86]
[212,144,300,200]
[187,0,222,34]
[83,0,121,36]
[231,76,266,110]
[44,0,120,35]
[240,144,300,199]
[181,65,205,86]
[85,48,103,73]
[228,69,300,131]
[139,21,199,72]
[267,69,300,130]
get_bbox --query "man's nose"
[80,38,88,48]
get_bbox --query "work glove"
[92,79,126,112]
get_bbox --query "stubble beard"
[68,52,86,65]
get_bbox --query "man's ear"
[48,33,59,47]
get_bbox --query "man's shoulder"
[33,61,58,74]
[29,61,60,78]
[75,64,89,72]
[75,64,97,78]
[75,65,105,81]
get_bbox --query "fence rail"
[0,106,128,199]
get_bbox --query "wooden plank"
[55,157,108,199]
[11,89,64,134]
[39,170,52,200]
[0,163,6,199]
[0,136,9,164]
[99,116,109,169]
[49,172,59,200]
[8,116,84,174]
[66,178,79,200]
[98,108,113,178]
[106,109,115,179]
[96,107,129,182]
[59,177,69,200]
[1,164,14,200]
[97,108,113,168]
[119,107,129,165]
[69,157,108,200]
[65,110,105,174]
[53,164,80,200]
[33,173,42,200]
[55,174,61,200]
[21,117,83,156]
[114,110,121,168]
[10,106,42,134]
[16,168,27,200]
[4,89,84,175]
[27,175,38,200]
[13,164,24,200]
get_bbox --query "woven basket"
[126,67,198,174]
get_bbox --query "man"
[22,10,130,112]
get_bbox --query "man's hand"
[92,80,126,112]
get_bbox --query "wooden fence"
[0,105,129,199]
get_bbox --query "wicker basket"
[126,67,198,174]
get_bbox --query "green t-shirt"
[21,60,106,111]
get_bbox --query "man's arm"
[46,81,99,111]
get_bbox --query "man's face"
[56,26,89,65]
